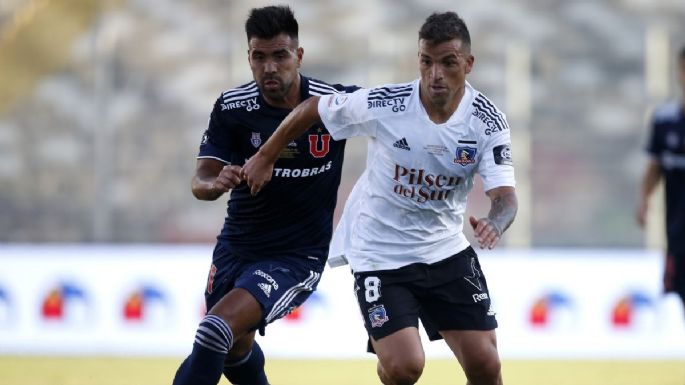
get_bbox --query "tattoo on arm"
[487,191,518,236]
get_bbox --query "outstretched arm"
[469,186,518,249]
[241,96,321,195]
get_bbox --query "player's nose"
[264,60,277,73]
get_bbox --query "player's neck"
[420,86,464,124]
[262,75,302,110]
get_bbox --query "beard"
[260,76,291,100]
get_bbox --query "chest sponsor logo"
[221,97,260,112]
[454,147,477,166]
[273,161,333,178]
[393,164,462,203]
[251,132,262,148]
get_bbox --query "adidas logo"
[258,283,272,298]
[393,137,410,150]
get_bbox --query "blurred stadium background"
[1,0,685,384]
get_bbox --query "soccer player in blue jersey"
[171,6,357,385]
[244,11,517,385]
[637,46,685,316]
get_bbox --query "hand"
[213,165,243,193]
[241,151,274,196]
[469,216,502,250]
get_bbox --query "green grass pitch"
[0,357,683,385]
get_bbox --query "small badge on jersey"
[368,304,389,328]
[332,94,349,106]
[308,129,331,158]
[454,146,477,166]
[251,132,262,148]
[493,144,513,165]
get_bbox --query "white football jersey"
[318,79,515,273]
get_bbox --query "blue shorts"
[205,244,326,335]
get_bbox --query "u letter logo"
[308,134,330,158]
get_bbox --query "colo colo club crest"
[454,146,477,166]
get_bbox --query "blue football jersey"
[198,75,358,260]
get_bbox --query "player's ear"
[297,47,304,67]
[465,54,474,74]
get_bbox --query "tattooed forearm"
[487,190,518,236]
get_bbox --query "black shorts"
[354,246,497,349]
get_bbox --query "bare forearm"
[640,161,661,201]
[487,190,518,235]
[191,176,223,201]
[191,160,241,201]
[258,96,321,161]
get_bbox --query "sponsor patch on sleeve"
[328,94,349,109]
[493,144,513,165]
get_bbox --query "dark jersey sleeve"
[646,114,661,157]
[198,96,236,164]
[340,84,361,93]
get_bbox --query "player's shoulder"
[366,80,416,112]
[215,81,261,114]
[305,76,358,95]
[466,85,510,137]
[652,101,683,124]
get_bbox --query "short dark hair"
[245,5,298,42]
[418,12,471,50]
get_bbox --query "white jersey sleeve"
[318,89,378,140]
[474,99,516,191]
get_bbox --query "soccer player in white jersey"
[243,11,517,385]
